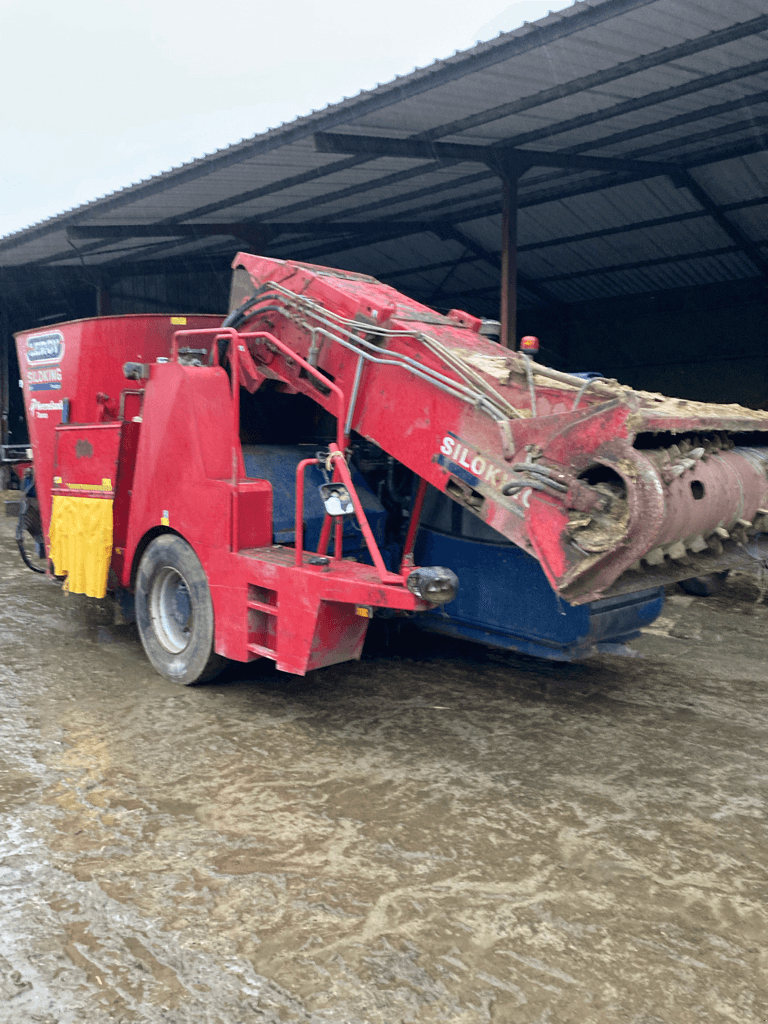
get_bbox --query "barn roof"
[2,0,767,314]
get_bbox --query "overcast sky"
[0,0,572,240]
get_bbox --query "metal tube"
[329,445,402,585]
[400,477,428,573]
[241,331,347,451]
[294,458,318,566]
[317,514,332,556]
[237,292,522,418]
[500,174,518,350]
[344,355,364,436]
[522,353,537,417]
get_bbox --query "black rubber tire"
[679,570,729,597]
[135,535,226,684]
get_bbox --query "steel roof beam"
[423,13,768,141]
[272,104,768,230]
[38,133,768,272]
[344,132,768,229]
[675,169,768,278]
[0,0,660,252]
[562,89,768,158]
[184,27,768,231]
[314,132,677,177]
[113,13,768,229]
[72,209,723,246]
[494,56,768,153]
[625,113,768,160]
[34,131,768,274]
[67,223,275,243]
[535,244,747,284]
[416,244,753,300]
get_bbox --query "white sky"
[0,0,573,239]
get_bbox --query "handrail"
[172,326,349,455]
[172,327,398,577]
[294,449,404,586]
[239,331,347,453]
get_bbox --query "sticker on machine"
[29,398,64,419]
[437,434,510,490]
[24,330,64,391]
[25,330,65,366]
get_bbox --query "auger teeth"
[707,535,724,556]
[644,547,665,566]
[664,541,688,561]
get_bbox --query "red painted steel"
[13,255,768,680]
[228,252,768,603]
[15,314,222,560]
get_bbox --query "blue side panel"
[413,527,664,661]
[241,444,387,555]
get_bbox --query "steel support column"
[96,285,111,316]
[0,306,9,488]
[499,174,519,349]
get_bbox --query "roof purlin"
[0,0,657,253]
[121,20,768,233]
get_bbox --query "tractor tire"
[135,535,226,684]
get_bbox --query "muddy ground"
[1,496,767,1023]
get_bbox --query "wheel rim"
[149,566,194,654]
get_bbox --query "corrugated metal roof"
[2,0,768,315]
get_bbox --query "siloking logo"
[26,330,65,364]
[25,330,64,392]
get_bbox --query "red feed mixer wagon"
[13,253,768,683]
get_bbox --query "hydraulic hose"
[16,488,45,574]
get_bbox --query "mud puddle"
[1,498,767,1022]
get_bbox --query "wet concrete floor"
[1,496,768,1022]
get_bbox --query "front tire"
[135,535,226,684]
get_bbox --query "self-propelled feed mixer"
[14,253,768,682]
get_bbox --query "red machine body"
[17,314,221,553]
[14,255,768,683]
[225,253,768,603]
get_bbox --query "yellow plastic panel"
[49,495,114,598]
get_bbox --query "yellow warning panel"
[49,495,114,599]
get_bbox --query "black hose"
[221,284,271,330]
[16,492,45,574]
[211,289,281,367]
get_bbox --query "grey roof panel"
[3,0,768,313]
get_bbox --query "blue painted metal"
[413,526,664,660]
[242,444,387,555]
[411,482,664,660]
[241,445,663,661]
